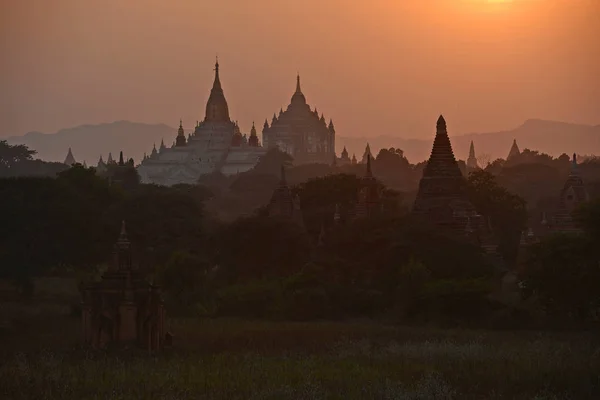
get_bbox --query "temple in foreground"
[80,222,170,351]
[136,60,266,186]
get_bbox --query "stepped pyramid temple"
[64,148,76,166]
[262,75,336,165]
[466,141,478,169]
[137,60,266,186]
[413,116,478,231]
[549,154,590,233]
[80,222,169,351]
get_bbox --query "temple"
[354,155,382,219]
[136,60,266,185]
[262,75,336,165]
[267,165,304,225]
[412,116,478,231]
[549,154,590,233]
[79,222,169,351]
[507,139,521,161]
[466,141,478,170]
[361,143,374,164]
[64,148,76,166]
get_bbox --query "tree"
[0,140,36,169]
[216,216,311,282]
[520,233,600,324]
[251,148,293,176]
[467,170,528,264]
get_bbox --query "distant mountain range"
[5,119,600,166]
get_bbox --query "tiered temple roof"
[262,75,335,164]
[413,116,476,230]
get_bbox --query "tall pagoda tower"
[466,141,478,170]
[412,116,477,230]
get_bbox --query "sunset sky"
[1,0,598,139]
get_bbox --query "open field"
[1,313,599,399]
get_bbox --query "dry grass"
[0,315,599,399]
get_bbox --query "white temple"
[136,60,266,186]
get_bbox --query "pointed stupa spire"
[571,153,579,174]
[422,115,461,178]
[361,143,373,164]
[107,152,115,164]
[507,139,521,160]
[64,148,76,166]
[118,151,125,166]
[365,154,373,177]
[467,140,478,169]
[291,73,306,105]
[204,57,230,122]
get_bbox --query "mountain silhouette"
[5,119,600,166]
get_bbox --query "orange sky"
[1,0,598,139]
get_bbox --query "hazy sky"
[1,0,598,139]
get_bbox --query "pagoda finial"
[118,151,124,166]
[366,154,373,177]
[437,115,446,128]
[179,118,182,128]
[296,73,301,93]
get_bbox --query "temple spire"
[422,115,461,178]
[290,74,307,105]
[366,154,373,177]
[204,58,230,122]
[507,139,520,160]
[64,148,76,166]
[467,140,478,169]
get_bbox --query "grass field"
[1,313,599,399]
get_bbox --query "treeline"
[2,142,600,328]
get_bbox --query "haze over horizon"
[2,0,599,140]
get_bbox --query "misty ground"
[1,300,598,400]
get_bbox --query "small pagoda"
[412,115,478,232]
[267,165,304,226]
[80,222,169,351]
[354,154,382,219]
[550,154,589,233]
